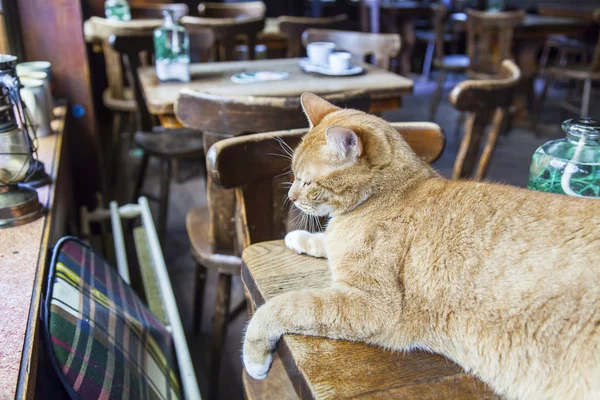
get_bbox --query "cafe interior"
[1,0,599,399]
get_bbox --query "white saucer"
[298,58,364,76]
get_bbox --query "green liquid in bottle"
[528,119,600,198]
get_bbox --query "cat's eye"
[303,181,312,187]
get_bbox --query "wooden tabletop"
[138,58,413,116]
[242,241,499,400]
[1,106,68,399]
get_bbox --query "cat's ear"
[301,92,340,127]
[325,126,362,160]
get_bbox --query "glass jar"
[528,118,600,198]
[153,10,190,82]
[0,122,31,184]
[105,0,131,21]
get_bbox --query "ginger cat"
[242,93,600,399]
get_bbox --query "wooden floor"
[119,75,597,399]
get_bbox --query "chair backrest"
[206,122,445,248]
[277,14,348,57]
[174,90,371,255]
[198,1,266,19]
[108,30,215,131]
[302,29,401,70]
[432,3,448,61]
[130,3,189,20]
[449,59,521,180]
[465,10,525,77]
[181,16,265,61]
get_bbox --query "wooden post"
[17,0,106,207]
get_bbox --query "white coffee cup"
[307,42,335,67]
[20,78,53,137]
[328,52,351,72]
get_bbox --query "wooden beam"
[17,0,106,206]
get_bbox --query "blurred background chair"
[450,60,521,180]
[429,9,524,122]
[534,10,600,123]
[198,1,266,19]
[130,2,189,20]
[182,15,266,61]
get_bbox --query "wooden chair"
[108,29,215,244]
[450,59,521,180]
[359,1,434,75]
[534,10,600,123]
[87,17,162,184]
[277,14,348,58]
[208,120,445,399]
[130,3,189,20]
[197,1,266,19]
[182,15,265,61]
[174,89,371,400]
[465,9,525,78]
[428,4,469,121]
[301,29,401,70]
[429,9,524,122]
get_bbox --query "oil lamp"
[0,54,44,228]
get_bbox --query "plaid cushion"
[43,237,181,400]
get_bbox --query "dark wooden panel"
[18,0,105,207]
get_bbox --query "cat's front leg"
[243,288,380,380]
[284,230,327,258]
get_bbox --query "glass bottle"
[105,0,131,21]
[528,118,600,198]
[153,10,191,82]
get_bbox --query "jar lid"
[562,118,600,139]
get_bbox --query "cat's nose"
[289,195,297,202]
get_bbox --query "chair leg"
[532,75,554,134]
[538,43,551,72]
[158,159,173,245]
[132,152,149,203]
[193,260,207,335]
[421,41,435,81]
[429,70,447,122]
[208,273,232,400]
[454,111,466,143]
[581,78,592,118]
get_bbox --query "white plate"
[298,58,364,76]
[231,71,290,84]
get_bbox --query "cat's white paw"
[285,230,311,255]
[243,337,274,380]
[243,348,273,380]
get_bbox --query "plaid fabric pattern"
[45,238,181,400]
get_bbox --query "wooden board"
[241,241,499,400]
[0,106,69,399]
[138,58,413,116]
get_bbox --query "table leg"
[514,39,546,123]
[397,19,416,76]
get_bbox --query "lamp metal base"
[0,185,44,228]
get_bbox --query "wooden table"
[1,105,70,399]
[138,58,413,128]
[241,241,500,399]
